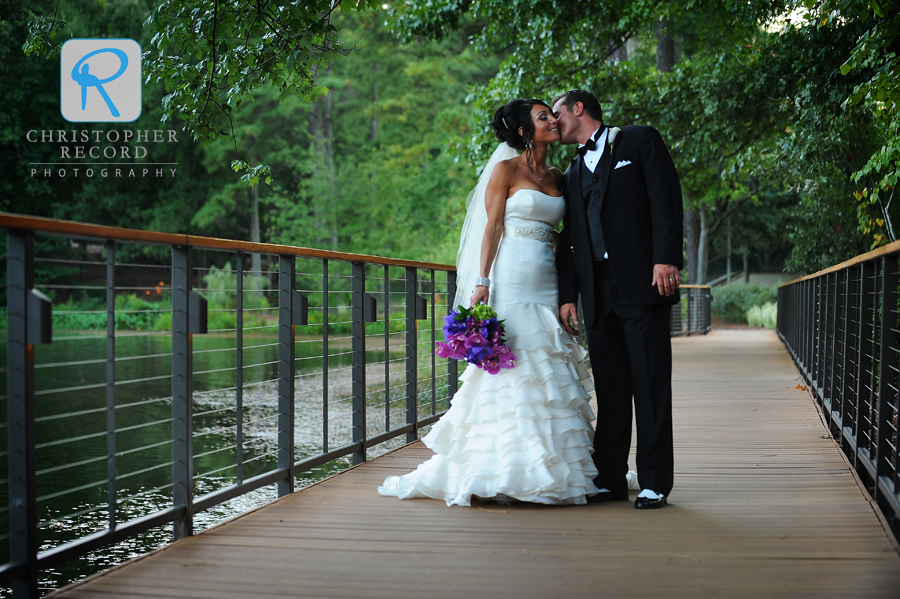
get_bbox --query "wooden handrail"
[0,212,456,272]
[780,238,900,287]
[0,214,728,284]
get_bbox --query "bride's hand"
[470,285,490,307]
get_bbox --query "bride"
[378,99,631,506]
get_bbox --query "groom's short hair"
[552,90,603,124]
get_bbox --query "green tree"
[387,0,900,277]
[264,10,500,262]
[823,0,900,248]
[390,0,795,281]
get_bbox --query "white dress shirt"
[579,127,608,173]
[579,127,610,259]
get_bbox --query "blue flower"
[443,311,467,336]
[466,344,494,364]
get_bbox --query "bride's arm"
[470,162,513,306]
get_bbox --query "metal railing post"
[278,255,296,495]
[405,267,418,443]
[842,266,860,457]
[874,254,898,503]
[431,270,436,415]
[171,245,194,540]
[809,279,816,374]
[814,278,824,397]
[351,261,367,464]
[812,279,819,390]
[686,286,693,336]
[384,266,391,432]
[235,253,244,485]
[322,260,330,453]
[822,272,838,418]
[837,270,851,438]
[106,241,117,530]
[858,261,877,460]
[7,230,38,599]
[447,271,458,402]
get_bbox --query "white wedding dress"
[378,188,601,506]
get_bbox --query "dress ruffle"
[378,302,599,506]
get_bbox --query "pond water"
[0,329,445,596]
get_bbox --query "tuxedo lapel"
[594,135,614,215]
[567,156,590,238]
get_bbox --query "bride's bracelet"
[475,277,491,288]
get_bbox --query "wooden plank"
[49,329,900,599]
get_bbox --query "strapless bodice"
[487,188,565,309]
[503,188,565,231]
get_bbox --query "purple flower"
[483,356,501,375]
[464,330,487,348]
[435,341,453,359]
[435,306,516,374]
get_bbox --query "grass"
[747,302,777,329]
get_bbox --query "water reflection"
[1,330,443,596]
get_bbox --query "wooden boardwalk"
[53,330,900,598]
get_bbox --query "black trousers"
[586,260,674,495]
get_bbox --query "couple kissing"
[379,89,683,510]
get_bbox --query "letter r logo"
[61,39,142,122]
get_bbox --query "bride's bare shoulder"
[487,158,518,186]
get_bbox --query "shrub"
[710,284,777,324]
[747,302,777,329]
[201,263,270,311]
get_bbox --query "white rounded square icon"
[61,39,142,122]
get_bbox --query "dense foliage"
[3,0,899,285]
[388,0,900,277]
[2,1,501,269]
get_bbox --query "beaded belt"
[507,226,554,243]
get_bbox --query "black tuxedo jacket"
[556,125,684,328]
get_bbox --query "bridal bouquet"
[435,304,516,374]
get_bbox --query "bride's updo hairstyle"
[491,98,547,151]
[491,98,553,173]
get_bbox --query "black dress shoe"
[634,494,667,509]
[586,490,629,504]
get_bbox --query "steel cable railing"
[0,214,457,598]
[777,241,900,539]
[671,285,711,336]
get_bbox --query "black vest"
[581,159,607,260]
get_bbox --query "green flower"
[471,303,498,321]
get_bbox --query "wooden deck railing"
[0,213,458,598]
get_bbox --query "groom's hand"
[559,303,579,336]
[652,264,680,296]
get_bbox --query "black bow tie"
[576,130,604,157]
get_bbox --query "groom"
[552,90,683,509]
